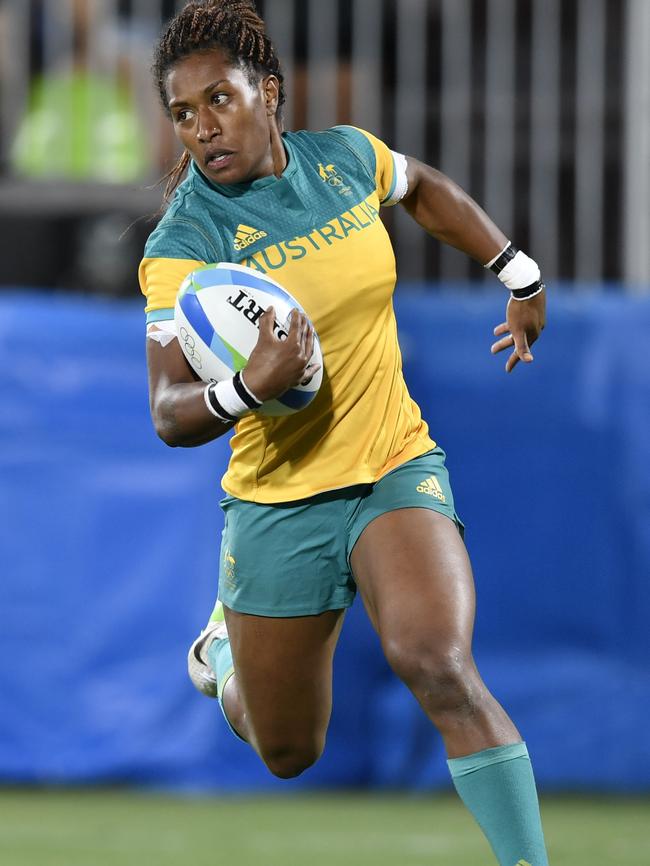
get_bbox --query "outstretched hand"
[491,289,546,373]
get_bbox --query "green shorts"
[217,447,463,617]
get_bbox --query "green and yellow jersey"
[139,126,435,503]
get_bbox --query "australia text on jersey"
[241,194,380,274]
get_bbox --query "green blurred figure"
[11,69,147,183]
[10,0,148,183]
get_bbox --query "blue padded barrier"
[0,287,649,791]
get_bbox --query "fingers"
[284,307,298,339]
[303,318,315,360]
[491,332,533,362]
[491,333,514,355]
[491,322,514,355]
[287,308,308,342]
[497,294,544,373]
[505,350,520,373]
[295,311,318,385]
[259,305,276,336]
[491,325,534,372]
[284,309,317,384]
[298,314,317,383]
[248,307,319,400]
[513,330,534,364]
[300,362,321,386]
[287,308,314,357]
[499,337,532,372]
[300,313,311,350]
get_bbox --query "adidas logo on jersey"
[416,475,446,502]
[234,224,268,251]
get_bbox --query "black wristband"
[510,280,545,301]
[233,371,262,410]
[489,243,518,276]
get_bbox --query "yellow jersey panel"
[349,126,396,204]
[139,128,435,503]
[139,257,203,316]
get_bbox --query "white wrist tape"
[215,378,251,418]
[204,373,262,423]
[497,250,541,291]
[487,243,541,291]
[486,242,544,299]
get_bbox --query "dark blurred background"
[1,0,648,292]
[1,0,649,806]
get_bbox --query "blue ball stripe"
[178,291,214,347]
[209,332,240,369]
[277,387,316,410]
[179,276,242,370]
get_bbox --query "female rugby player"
[140,2,549,864]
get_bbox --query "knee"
[383,639,480,716]
[260,740,324,779]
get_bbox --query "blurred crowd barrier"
[1,288,649,791]
[0,0,649,287]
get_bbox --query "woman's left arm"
[401,156,546,373]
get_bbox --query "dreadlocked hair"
[153,0,285,202]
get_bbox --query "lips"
[205,149,235,170]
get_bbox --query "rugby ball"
[174,262,323,416]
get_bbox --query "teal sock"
[447,742,549,866]
[207,638,246,742]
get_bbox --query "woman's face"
[166,49,279,185]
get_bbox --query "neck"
[269,118,287,178]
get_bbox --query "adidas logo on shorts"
[416,475,446,502]
[233,223,268,251]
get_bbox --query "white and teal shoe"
[187,604,228,699]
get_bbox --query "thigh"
[350,507,476,653]
[224,606,345,750]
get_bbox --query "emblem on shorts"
[515,861,533,866]
[317,162,352,196]
[223,548,237,590]
[233,224,268,251]
[416,475,446,502]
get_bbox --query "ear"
[262,75,280,116]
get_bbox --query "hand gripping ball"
[174,262,323,416]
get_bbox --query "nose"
[196,105,220,142]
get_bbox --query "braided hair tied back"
[153,0,285,200]
[152,0,285,201]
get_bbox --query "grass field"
[0,789,648,866]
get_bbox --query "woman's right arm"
[147,330,233,447]
[147,307,317,448]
